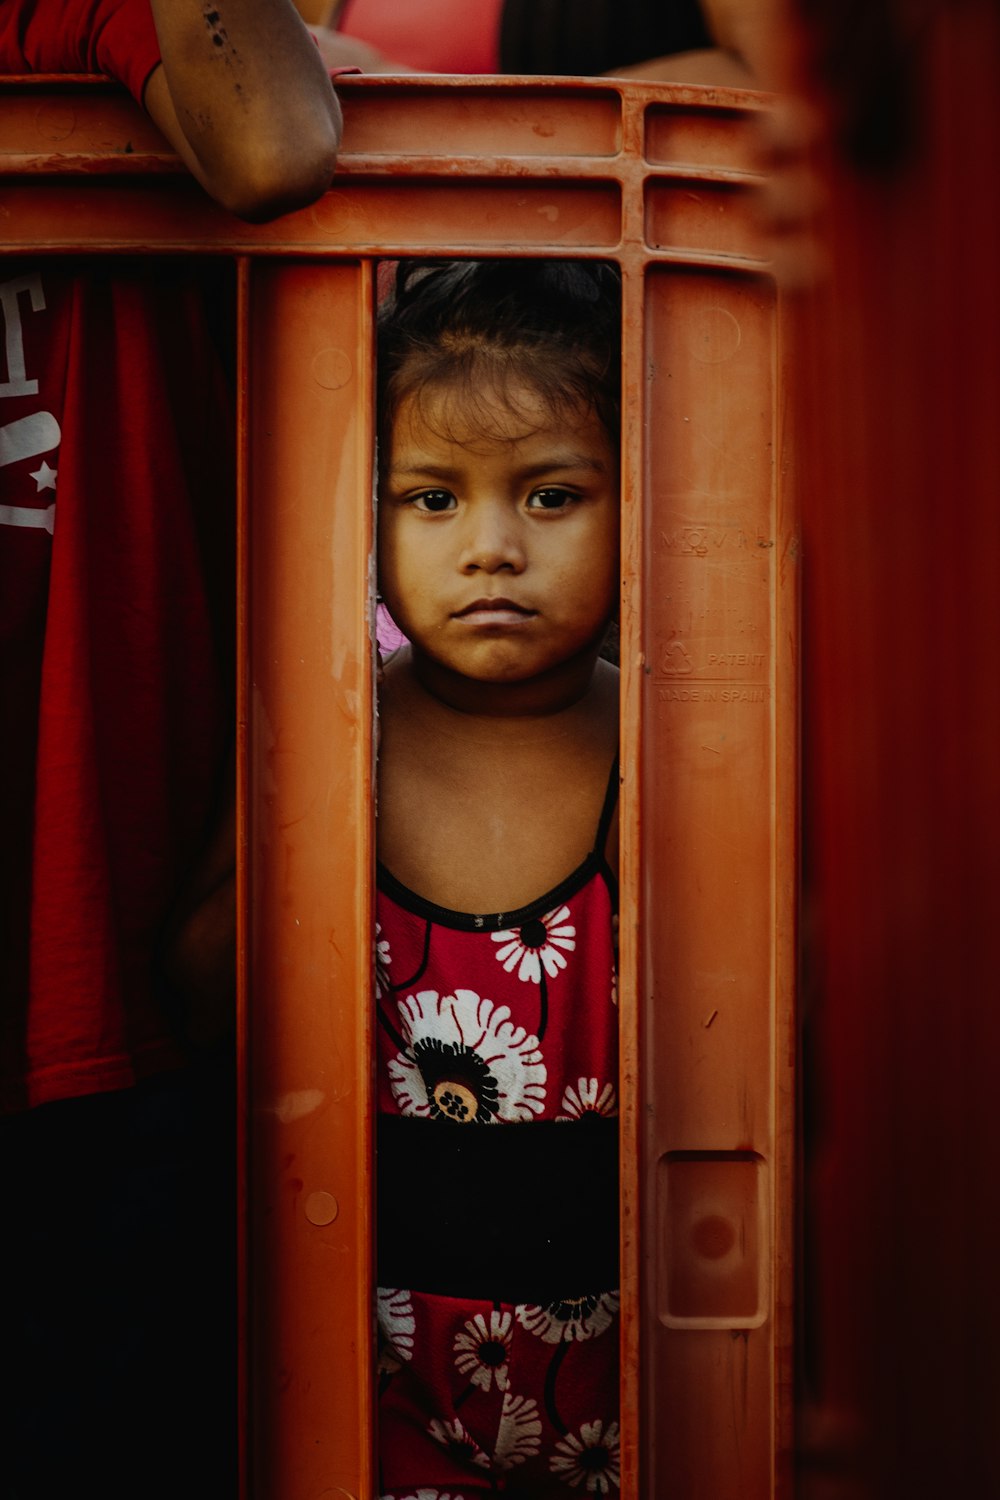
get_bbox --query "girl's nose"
[458,505,526,574]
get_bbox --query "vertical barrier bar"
[639,263,795,1499]
[246,260,375,1499]
[236,253,252,1500]
[618,255,646,1500]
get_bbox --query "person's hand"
[752,93,827,288]
[159,761,237,1051]
[161,874,236,1052]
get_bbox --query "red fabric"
[0,4,230,1113]
[0,263,232,1111]
[0,0,161,102]
[375,876,617,1123]
[338,0,503,73]
[378,1288,620,1496]
[375,821,620,1494]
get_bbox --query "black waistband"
[377,1114,619,1304]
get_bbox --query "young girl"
[375,259,621,1499]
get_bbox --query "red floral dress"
[375,764,620,1499]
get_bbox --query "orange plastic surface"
[1,75,794,1499]
[243,259,376,1494]
[638,264,796,1498]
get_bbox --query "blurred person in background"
[299,0,781,86]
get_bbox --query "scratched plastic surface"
[1,75,794,1499]
[244,260,375,1498]
[637,254,795,1493]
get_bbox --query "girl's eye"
[527,487,577,511]
[413,489,456,513]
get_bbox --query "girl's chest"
[377,741,614,913]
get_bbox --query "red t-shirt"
[1,3,233,1110]
[0,0,161,99]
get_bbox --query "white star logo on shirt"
[29,460,57,492]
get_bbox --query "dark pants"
[0,1058,237,1499]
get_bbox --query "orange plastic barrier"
[1,74,794,1499]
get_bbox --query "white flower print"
[557,1077,618,1121]
[550,1418,620,1493]
[376,1287,415,1364]
[493,1391,542,1470]
[492,904,576,984]
[428,1417,490,1470]
[516,1290,620,1344]
[389,989,546,1123]
[384,1490,467,1500]
[453,1309,512,1392]
[375,922,392,998]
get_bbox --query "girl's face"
[378,378,619,706]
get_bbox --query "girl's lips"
[452,598,536,621]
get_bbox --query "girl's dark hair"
[377,258,621,447]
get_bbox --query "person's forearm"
[698,0,791,89]
[145,0,341,220]
[605,48,754,87]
